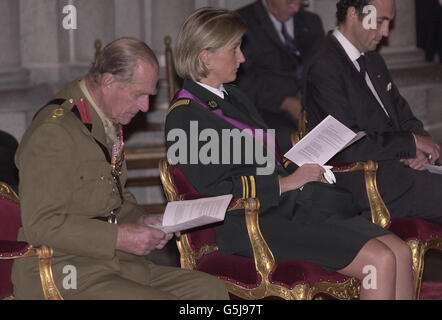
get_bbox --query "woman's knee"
[338,239,396,279]
[375,244,397,273]
[394,241,413,266]
[377,235,412,266]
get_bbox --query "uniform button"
[100,176,105,180]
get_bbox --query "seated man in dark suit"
[304,0,442,225]
[0,130,19,192]
[236,0,325,154]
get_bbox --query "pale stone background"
[1,0,441,273]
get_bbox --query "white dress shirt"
[196,81,227,99]
[333,28,390,117]
[262,0,295,42]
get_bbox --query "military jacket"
[12,79,147,298]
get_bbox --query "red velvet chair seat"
[388,217,442,242]
[420,282,442,300]
[270,260,350,289]
[198,252,260,287]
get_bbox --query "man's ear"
[101,73,115,90]
[347,6,358,22]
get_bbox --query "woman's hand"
[279,164,325,194]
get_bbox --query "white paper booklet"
[284,115,366,166]
[149,194,233,234]
[424,164,442,175]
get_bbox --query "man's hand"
[280,97,303,122]
[116,223,168,256]
[279,163,325,194]
[116,215,175,256]
[401,149,429,171]
[138,214,180,240]
[414,134,440,164]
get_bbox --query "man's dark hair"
[336,0,373,24]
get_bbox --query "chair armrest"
[0,241,36,259]
[331,160,391,228]
[0,242,63,300]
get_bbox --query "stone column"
[0,0,20,69]
[0,0,29,90]
[379,0,424,68]
[20,0,60,84]
[150,0,195,52]
[114,0,144,39]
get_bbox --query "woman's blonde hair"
[175,7,247,81]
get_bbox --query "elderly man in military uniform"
[12,37,228,300]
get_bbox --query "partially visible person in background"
[416,0,442,63]
[0,130,19,192]
[236,0,325,154]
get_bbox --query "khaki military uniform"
[12,79,228,300]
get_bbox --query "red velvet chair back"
[169,166,218,254]
[0,189,21,299]
[168,166,261,287]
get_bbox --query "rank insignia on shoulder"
[207,100,218,109]
[167,99,190,115]
[76,98,93,125]
[51,107,64,120]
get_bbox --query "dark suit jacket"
[236,1,325,154]
[303,34,432,213]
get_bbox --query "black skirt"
[224,182,391,273]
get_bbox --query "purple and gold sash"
[172,89,283,165]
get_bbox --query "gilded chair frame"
[159,159,361,300]
[292,110,442,300]
[0,182,63,300]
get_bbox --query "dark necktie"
[356,55,367,79]
[281,22,301,57]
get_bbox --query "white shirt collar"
[262,0,294,39]
[196,81,227,99]
[333,28,363,62]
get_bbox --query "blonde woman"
[165,7,413,300]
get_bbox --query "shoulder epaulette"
[71,98,93,131]
[167,99,190,115]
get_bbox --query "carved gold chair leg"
[408,240,425,300]
[408,238,442,300]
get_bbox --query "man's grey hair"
[88,37,158,85]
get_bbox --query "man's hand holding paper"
[147,195,233,234]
